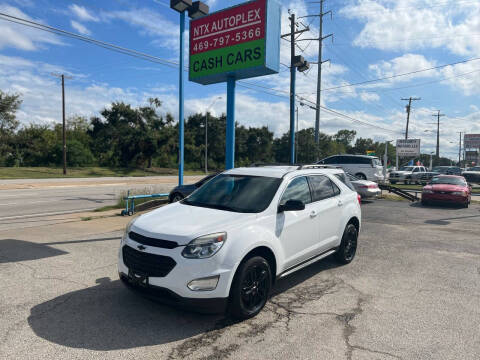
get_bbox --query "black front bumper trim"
[119,273,228,314]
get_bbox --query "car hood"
[391,171,411,175]
[462,171,480,174]
[424,184,466,192]
[130,202,257,245]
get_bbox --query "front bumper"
[119,273,228,314]
[118,238,235,303]
[422,193,468,204]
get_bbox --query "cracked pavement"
[1,200,479,359]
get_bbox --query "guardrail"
[121,190,169,216]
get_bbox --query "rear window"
[308,175,339,201]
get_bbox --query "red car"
[422,175,472,208]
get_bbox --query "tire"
[355,173,367,180]
[229,256,272,320]
[464,202,469,208]
[171,193,184,203]
[335,223,358,264]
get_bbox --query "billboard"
[189,0,280,85]
[396,139,421,156]
[465,134,480,148]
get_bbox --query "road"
[1,199,479,359]
[0,176,201,225]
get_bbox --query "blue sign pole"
[178,11,185,186]
[226,76,236,170]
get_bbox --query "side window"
[308,175,335,201]
[334,173,355,191]
[342,156,353,164]
[323,156,337,164]
[332,181,341,196]
[280,177,312,206]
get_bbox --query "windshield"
[182,174,282,213]
[470,167,480,171]
[430,177,466,186]
[400,166,414,171]
[432,167,449,173]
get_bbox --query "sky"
[0,0,480,160]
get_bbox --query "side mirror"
[278,200,305,213]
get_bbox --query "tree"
[0,91,22,165]
[334,129,356,151]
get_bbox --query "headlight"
[452,191,466,196]
[122,218,137,243]
[423,190,434,194]
[182,232,227,259]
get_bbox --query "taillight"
[357,194,362,205]
[368,184,378,189]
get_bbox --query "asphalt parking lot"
[1,200,479,359]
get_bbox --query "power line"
[0,12,178,68]
[299,56,480,93]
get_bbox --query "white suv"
[118,165,361,319]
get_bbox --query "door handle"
[310,211,318,218]
[337,200,343,207]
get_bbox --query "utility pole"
[401,97,421,139]
[281,12,309,164]
[431,110,445,161]
[314,0,332,144]
[51,73,72,175]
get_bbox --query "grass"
[0,167,205,179]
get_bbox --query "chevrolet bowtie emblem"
[137,245,146,251]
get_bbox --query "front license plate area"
[128,269,149,287]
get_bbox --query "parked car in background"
[462,166,480,183]
[421,175,471,208]
[431,166,451,174]
[344,173,381,199]
[318,155,384,182]
[119,165,361,319]
[389,165,427,184]
[412,171,440,185]
[168,173,218,202]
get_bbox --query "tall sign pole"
[189,0,281,169]
[61,74,66,175]
[178,10,185,185]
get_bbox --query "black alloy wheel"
[230,256,271,319]
[335,223,358,264]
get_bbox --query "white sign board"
[396,139,420,156]
[465,134,480,148]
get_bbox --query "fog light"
[187,275,219,291]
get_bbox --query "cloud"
[359,92,379,102]
[69,4,99,22]
[340,0,480,56]
[368,54,438,82]
[70,20,90,35]
[0,5,63,51]
[101,8,179,50]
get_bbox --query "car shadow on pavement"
[28,277,224,350]
[0,239,68,264]
[28,258,343,351]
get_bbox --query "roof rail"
[297,164,340,170]
[249,163,293,167]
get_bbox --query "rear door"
[276,176,318,269]
[307,175,344,252]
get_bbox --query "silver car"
[347,173,381,199]
[334,172,381,199]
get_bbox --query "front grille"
[122,245,176,277]
[129,231,179,249]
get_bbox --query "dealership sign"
[189,0,280,85]
[396,139,421,156]
[465,134,480,148]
